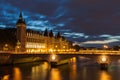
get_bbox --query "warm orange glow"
[2,75,9,80]
[98,55,109,64]
[50,69,61,80]
[69,57,77,80]
[63,46,65,48]
[43,62,49,69]
[51,54,56,61]
[99,71,111,80]
[13,67,22,80]
[103,45,108,49]
[31,62,49,80]
[55,45,58,48]
[26,42,45,49]
[49,48,53,52]
[101,56,107,62]
[72,57,76,63]
[50,54,58,62]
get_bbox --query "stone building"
[15,13,73,53]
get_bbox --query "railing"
[0,50,120,55]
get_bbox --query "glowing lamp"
[99,55,109,64]
[101,56,107,62]
[51,54,56,61]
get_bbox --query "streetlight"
[3,44,9,51]
[15,41,21,52]
[49,48,53,53]
[55,45,58,52]
[99,55,109,70]
[63,46,65,52]
[50,54,58,67]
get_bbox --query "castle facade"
[15,13,73,53]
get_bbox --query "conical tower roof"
[16,12,26,25]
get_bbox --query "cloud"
[81,39,119,45]
[0,25,6,28]
[0,0,120,47]
[99,34,120,40]
[63,32,85,37]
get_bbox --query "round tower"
[16,12,26,52]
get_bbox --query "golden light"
[99,55,109,63]
[2,75,9,80]
[103,45,108,49]
[72,57,76,63]
[63,46,65,48]
[49,48,53,52]
[13,67,22,80]
[55,45,58,48]
[101,56,107,62]
[99,71,111,80]
[51,54,56,61]
[5,44,8,47]
[50,69,61,80]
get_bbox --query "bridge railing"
[79,50,120,55]
[0,50,120,55]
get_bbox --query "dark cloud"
[0,0,120,46]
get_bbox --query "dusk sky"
[0,0,120,47]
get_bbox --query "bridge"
[0,50,120,66]
[0,50,120,55]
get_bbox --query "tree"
[73,45,81,51]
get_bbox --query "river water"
[0,57,120,80]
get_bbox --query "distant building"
[15,12,74,53]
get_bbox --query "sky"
[0,0,120,47]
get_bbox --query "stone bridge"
[0,51,120,65]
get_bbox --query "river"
[0,57,120,80]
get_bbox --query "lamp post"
[63,46,66,52]
[3,44,9,51]
[55,45,58,53]
[15,41,21,52]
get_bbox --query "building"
[0,13,73,53]
[15,13,74,53]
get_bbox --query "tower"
[16,12,26,52]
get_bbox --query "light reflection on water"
[2,75,9,80]
[99,71,111,80]
[69,57,77,80]
[50,68,62,80]
[0,60,120,80]
[31,62,49,80]
[13,67,22,80]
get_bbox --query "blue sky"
[0,0,120,47]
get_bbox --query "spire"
[56,32,61,38]
[44,28,49,36]
[19,12,23,20]
[16,12,26,25]
[49,30,54,37]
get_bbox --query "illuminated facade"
[16,13,26,52]
[16,13,73,53]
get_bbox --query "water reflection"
[0,60,120,80]
[13,67,22,80]
[99,71,111,80]
[69,57,77,80]
[82,67,87,79]
[50,68,62,80]
[2,75,9,80]
[0,66,12,80]
[31,62,49,80]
